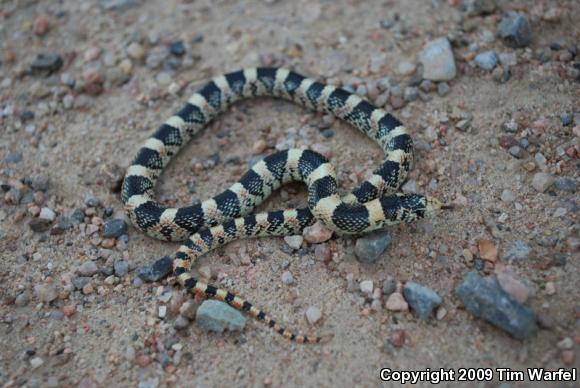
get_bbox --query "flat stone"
[354,231,392,263]
[284,235,303,250]
[403,282,442,320]
[30,53,63,73]
[359,280,374,294]
[78,261,99,276]
[554,177,576,192]
[418,38,457,81]
[455,271,537,339]
[114,260,129,276]
[281,271,294,285]
[137,256,173,282]
[29,218,51,233]
[385,292,408,312]
[39,207,56,221]
[102,219,127,238]
[531,173,555,192]
[195,300,246,333]
[497,12,532,48]
[462,0,496,15]
[34,284,58,303]
[474,51,498,70]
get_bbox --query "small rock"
[127,42,145,60]
[15,292,30,307]
[30,53,63,73]
[388,329,405,348]
[63,305,76,317]
[402,180,419,193]
[557,337,574,350]
[284,235,303,249]
[99,0,138,10]
[403,282,442,320]
[500,189,515,203]
[33,15,50,36]
[462,0,495,15]
[354,231,392,263]
[385,292,408,312]
[138,256,173,282]
[437,82,450,96]
[359,280,373,295]
[560,350,575,366]
[29,218,51,233]
[78,261,99,276]
[554,177,576,192]
[418,37,457,81]
[39,207,56,221]
[30,357,44,369]
[179,301,198,320]
[281,271,294,285]
[103,219,127,238]
[173,315,190,330]
[382,277,397,295]
[497,12,532,48]
[531,173,555,193]
[478,239,498,261]
[314,243,332,262]
[158,306,167,319]
[198,266,211,280]
[34,284,58,303]
[508,145,524,158]
[502,240,531,262]
[169,40,185,56]
[305,306,322,325]
[474,51,498,70]
[551,254,567,267]
[397,61,416,76]
[303,221,333,243]
[495,267,530,304]
[195,300,246,332]
[84,194,99,207]
[114,260,129,277]
[455,271,537,339]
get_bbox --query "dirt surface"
[0,0,578,387]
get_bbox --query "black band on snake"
[121,67,446,344]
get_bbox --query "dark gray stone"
[497,12,532,48]
[354,231,392,263]
[114,260,129,277]
[30,53,63,73]
[29,218,51,233]
[195,300,247,333]
[137,255,173,282]
[554,177,576,193]
[103,219,127,238]
[455,271,537,339]
[5,152,23,164]
[403,282,442,320]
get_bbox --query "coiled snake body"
[122,68,444,343]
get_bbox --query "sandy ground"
[0,0,578,387]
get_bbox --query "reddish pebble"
[33,15,50,36]
[82,283,94,295]
[303,221,333,243]
[63,305,76,317]
[135,355,151,368]
[389,329,405,347]
[565,146,577,158]
[314,243,332,263]
[560,350,575,365]
[101,238,116,248]
[478,240,498,262]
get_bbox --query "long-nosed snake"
[122,67,447,344]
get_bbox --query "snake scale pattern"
[122,67,445,344]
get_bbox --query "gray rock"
[173,315,190,330]
[99,0,138,10]
[403,282,442,320]
[382,277,397,295]
[403,87,419,102]
[474,51,498,70]
[437,82,450,96]
[455,271,537,339]
[5,152,23,164]
[70,209,85,224]
[195,300,247,333]
[419,38,457,81]
[29,218,51,233]
[531,173,555,193]
[34,284,58,303]
[554,177,576,192]
[30,53,63,73]
[114,260,129,276]
[354,231,392,263]
[497,12,532,48]
[462,0,495,15]
[281,271,294,285]
[15,292,30,307]
[72,277,91,290]
[502,240,531,262]
[84,194,99,207]
[103,219,127,238]
[78,261,99,276]
[508,145,524,158]
[137,255,173,282]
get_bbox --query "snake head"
[424,196,453,214]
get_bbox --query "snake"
[121,67,446,344]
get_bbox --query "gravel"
[474,51,498,70]
[455,271,537,339]
[283,235,303,250]
[418,38,457,81]
[354,231,392,263]
[497,12,532,48]
[103,219,128,238]
[114,260,129,277]
[39,207,56,221]
[195,300,247,332]
[403,282,442,320]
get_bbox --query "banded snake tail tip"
[123,67,443,344]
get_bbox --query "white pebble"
[158,305,167,319]
[305,306,322,325]
[281,271,294,285]
[284,235,303,249]
[359,280,374,294]
[30,357,44,369]
[39,207,55,221]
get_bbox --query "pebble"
[169,40,185,56]
[78,261,99,276]
[501,240,531,262]
[403,87,419,102]
[497,12,532,48]
[492,66,510,83]
[554,177,576,192]
[437,82,450,96]
[495,267,530,304]
[39,207,56,221]
[281,271,294,285]
[5,152,23,163]
[385,292,408,312]
[31,53,63,73]
[508,145,524,158]
[137,255,173,282]
[403,282,442,320]
[63,94,74,109]
[418,38,457,81]
[397,61,416,76]
[84,194,100,207]
[179,301,198,319]
[303,221,333,243]
[314,243,332,262]
[388,330,406,348]
[103,218,127,238]
[15,292,30,307]
[283,235,303,250]
[114,260,129,277]
[127,42,145,60]
[531,173,555,193]
[455,271,537,339]
[30,357,44,369]
[478,239,497,261]
[34,284,58,303]
[462,0,495,15]
[174,316,190,330]
[354,231,392,263]
[33,15,50,36]
[305,306,322,325]
[158,306,167,319]
[195,300,246,332]
[29,218,52,233]
[382,277,397,295]
[359,280,373,295]
[474,51,498,70]
[500,189,515,203]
